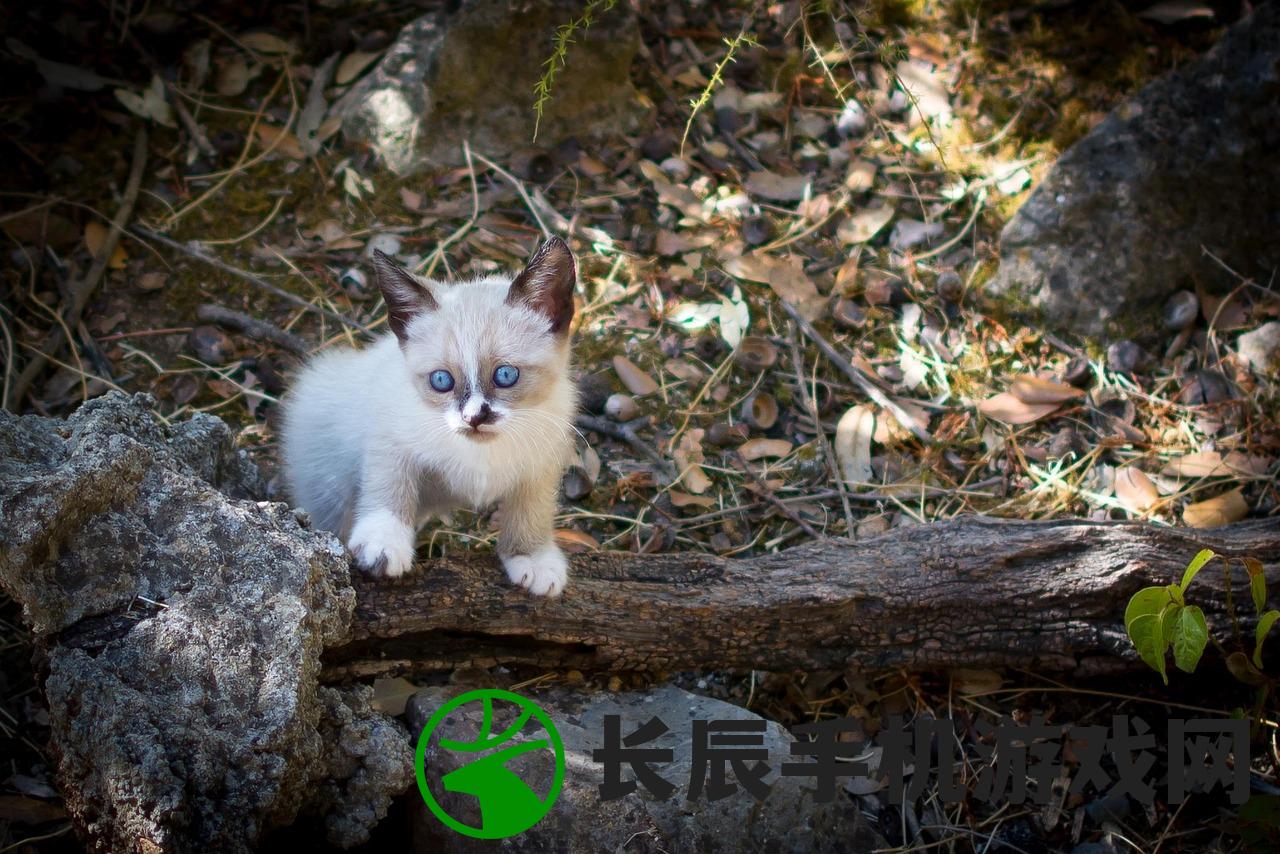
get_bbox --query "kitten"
[280,238,578,596]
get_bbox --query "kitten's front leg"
[497,476,567,597]
[347,452,419,578]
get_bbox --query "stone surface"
[0,392,411,850]
[333,0,644,174]
[406,683,885,853]
[1237,321,1280,375]
[988,3,1280,339]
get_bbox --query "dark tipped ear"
[371,250,437,343]
[505,236,576,336]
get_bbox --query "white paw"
[347,512,416,578]
[501,544,568,597]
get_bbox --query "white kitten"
[280,238,578,596]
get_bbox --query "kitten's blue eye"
[493,365,520,388]
[428,370,454,392]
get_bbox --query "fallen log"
[325,517,1280,682]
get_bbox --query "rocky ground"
[1,1,1278,851]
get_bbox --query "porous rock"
[0,392,411,851]
[988,3,1280,339]
[333,0,644,174]
[406,683,886,853]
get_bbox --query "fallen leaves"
[1182,488,1249,528]
[834,405,875,484]
[977,375,1085,424]
[723,253,824,320]
[613,355,659,396]
[1114,466,1159,514]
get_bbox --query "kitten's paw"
[347,512,416,578]
[501,544,568,597]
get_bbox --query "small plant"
[1125,549,1278,688]
[532,0,619,141]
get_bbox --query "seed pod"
[740,392,778,430]
[735,336,778,370]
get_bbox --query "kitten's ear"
[506,236,575,336]
[372,250,437,343]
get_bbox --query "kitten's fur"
[280,238,578,596]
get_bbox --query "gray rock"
[0,392,412,850]
[333,0,644,174]
[988,4,1280,339]
[406,683,885,853]
[1237,321,1280,375]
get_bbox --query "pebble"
[1238,322,1280,373]
[561,467,593,501]
[659,156,691,182]
[1061,356,1093,388]
[1163,290,1199,330]
[1177,369,1235,405]
[741,216,772,247]
[836,99,867,138]
[363,233,401,258]
[187,325,234,364]
[640,132,675,162]
[604,393,639,421]
[935,270,963,303]
[1106,340,1145,374]
[576,371,613,414]
[339,267,368,295]
[714,106,743,135]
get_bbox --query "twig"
[126,32,218,159]
[469,150,552,239]
[196,304,311,356]
[131,226,371,334]
[732,450,822,540]
[576,413,677,482]
[779,299,933,444]
[787,327,855,533]
[6,129,147,411]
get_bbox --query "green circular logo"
[415,688,565,839]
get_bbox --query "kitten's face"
[372,239,576,442]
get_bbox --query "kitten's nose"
[464,402,493,428]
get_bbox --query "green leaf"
[1126,586,1173,631]
[1180,548,1216,593]
[1128,613,1168,683]
[1159,603,1183,652]
[1252,574,1267,615]
[1254,610,1280,669]
[1227,651,1268,687]
[1172,605,1209,673]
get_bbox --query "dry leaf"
[138,271,167,291]
[673,429,711,493]
[1114,466,1159,514]
[114,75,175,128]
[254,125,305,159]
[639,160,706,221]
[83,221,126,269]
[950,668,1004,695]
[555,529,600,553]
[668,490,717,509]
[976,391,1060,425]
[336,50,381,85]
[837,205,894,245]
[215,56,256,96]
[1161,451,1271,479]
[612,355,658,396]
[1009,375,1087,405]
[745,170,812,202]
[1183,488,1249,528]
[739,438,793,460]
[834,405,875,484]
[370,676,419,716]
[238,32,298,56]
[723,253,823,321]
[399,188,423,211]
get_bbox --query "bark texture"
[327,518,1280,681]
